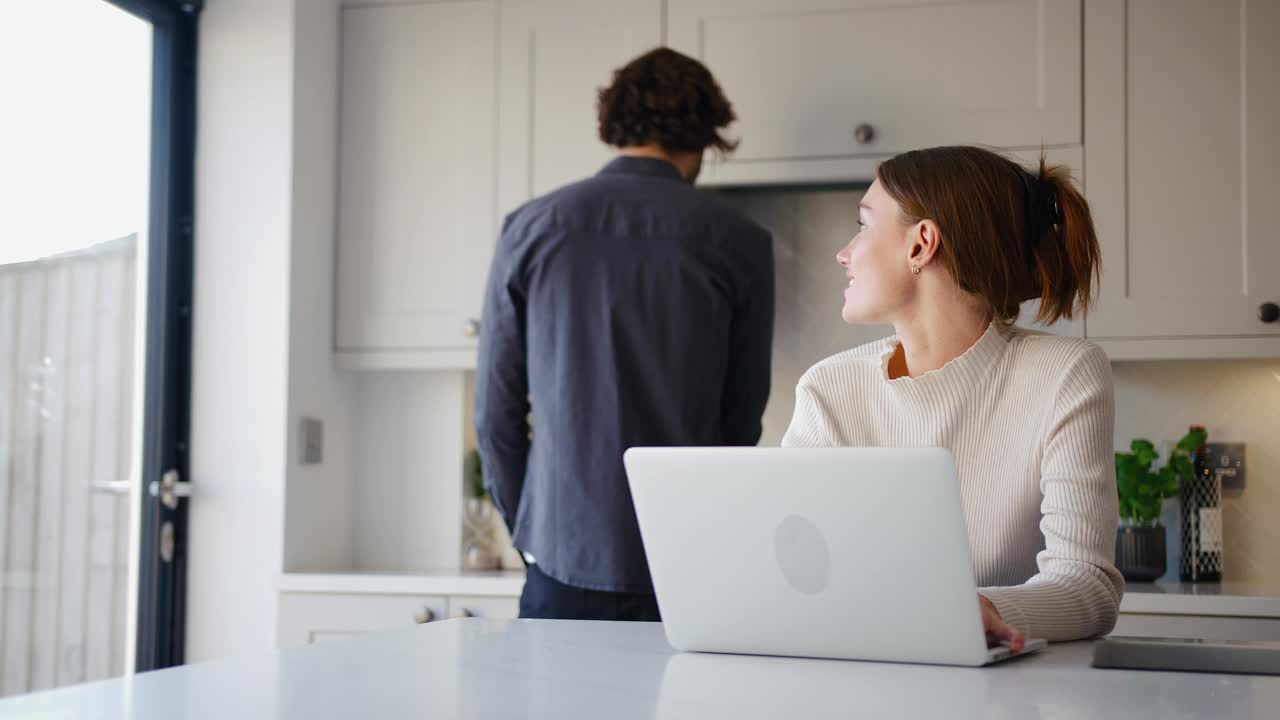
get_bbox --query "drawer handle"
[451,608,475,619]
[412,607,436,624]
[853,123,876,145]
[1260,302,1279,324]
[463,318,481,337]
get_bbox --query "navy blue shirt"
[474,156,774,592]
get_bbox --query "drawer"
[447,595,520,621]
[277,593,449,648]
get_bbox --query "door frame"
[104,0,201,672]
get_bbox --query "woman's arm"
[978,343,1125,641]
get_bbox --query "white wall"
[352,373,463,571]
[190,0,476,660]
[714,188,886,444]
[283,0,354,573]
[285,0,467,574]
[188,0,294,662]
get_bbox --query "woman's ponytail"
[1028,156,1101,325]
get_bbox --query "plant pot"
[462,497,502,571]
[1115,525,1167,582]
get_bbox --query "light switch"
[300,416,324,465]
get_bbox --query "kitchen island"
[2,619,1278,719]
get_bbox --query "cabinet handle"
[853,123,876,145]
[451,608,475,619]
[412,607,436,624]
[1261,302,1280,324]
[463,318,481,337]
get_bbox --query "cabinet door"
[277,593,449,648]
[447,595,521,620]
[496,0,663,215]
[335,2,497,366]
[1084,0,1280,349]
[667,0,1081,183]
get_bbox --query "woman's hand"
[979,594,1025,653]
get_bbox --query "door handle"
[149,469,192,510]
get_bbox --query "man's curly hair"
[597,47,739,155]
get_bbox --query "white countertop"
[275,569,526,596]
[3,619,1277,719]
[1121,581,1280,618]
[275,571,1280,620]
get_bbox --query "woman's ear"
[907,219,942,270]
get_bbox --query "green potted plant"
[1114,428,1205,582]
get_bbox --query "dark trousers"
[519,563,661,621]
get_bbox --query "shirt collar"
[597,155,686,182]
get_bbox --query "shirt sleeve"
[719,230,775,446]
[473,215,531,533]
[978,343,1125,641]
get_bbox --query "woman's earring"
[911,263,921,275]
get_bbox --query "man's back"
[475,156,773,593]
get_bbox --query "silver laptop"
[623,446,1047,666]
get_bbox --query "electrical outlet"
[1204,442,1245,491]
[300,416,324,465]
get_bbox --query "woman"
[782,146,1124,648]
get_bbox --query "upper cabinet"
[335,1,498,369]
[329,0,1279,366]
[496,0,663,214]
[1083,0,1280,357]
[667,0,1083,185]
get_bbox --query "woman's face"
[836,179,917,324]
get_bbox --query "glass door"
[0,0,197,694]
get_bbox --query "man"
[474,47,774,621]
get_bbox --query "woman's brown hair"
[876,146,1101,326]
[597,47,738,154]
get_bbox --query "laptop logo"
[774,515,831,595]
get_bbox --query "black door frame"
[103,0,201,672]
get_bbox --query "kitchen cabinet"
[447,596,522,620]
[667,0,1083,185]
[1083,0,1280,358]
[277,581,522,648]
[495,0,663,214]
[331,0,1280,366]
[277,593,451,647]
[335,0,660,369]
[334,1,498,369]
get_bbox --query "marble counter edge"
[276,570,526,597]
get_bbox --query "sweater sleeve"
[978,343,1125,641]
[780,373,836,448]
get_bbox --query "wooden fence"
[0,235,137,695]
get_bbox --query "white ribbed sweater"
[782,322,1125,642]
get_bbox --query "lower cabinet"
[278,592,519,648]
[447,595,522,620]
